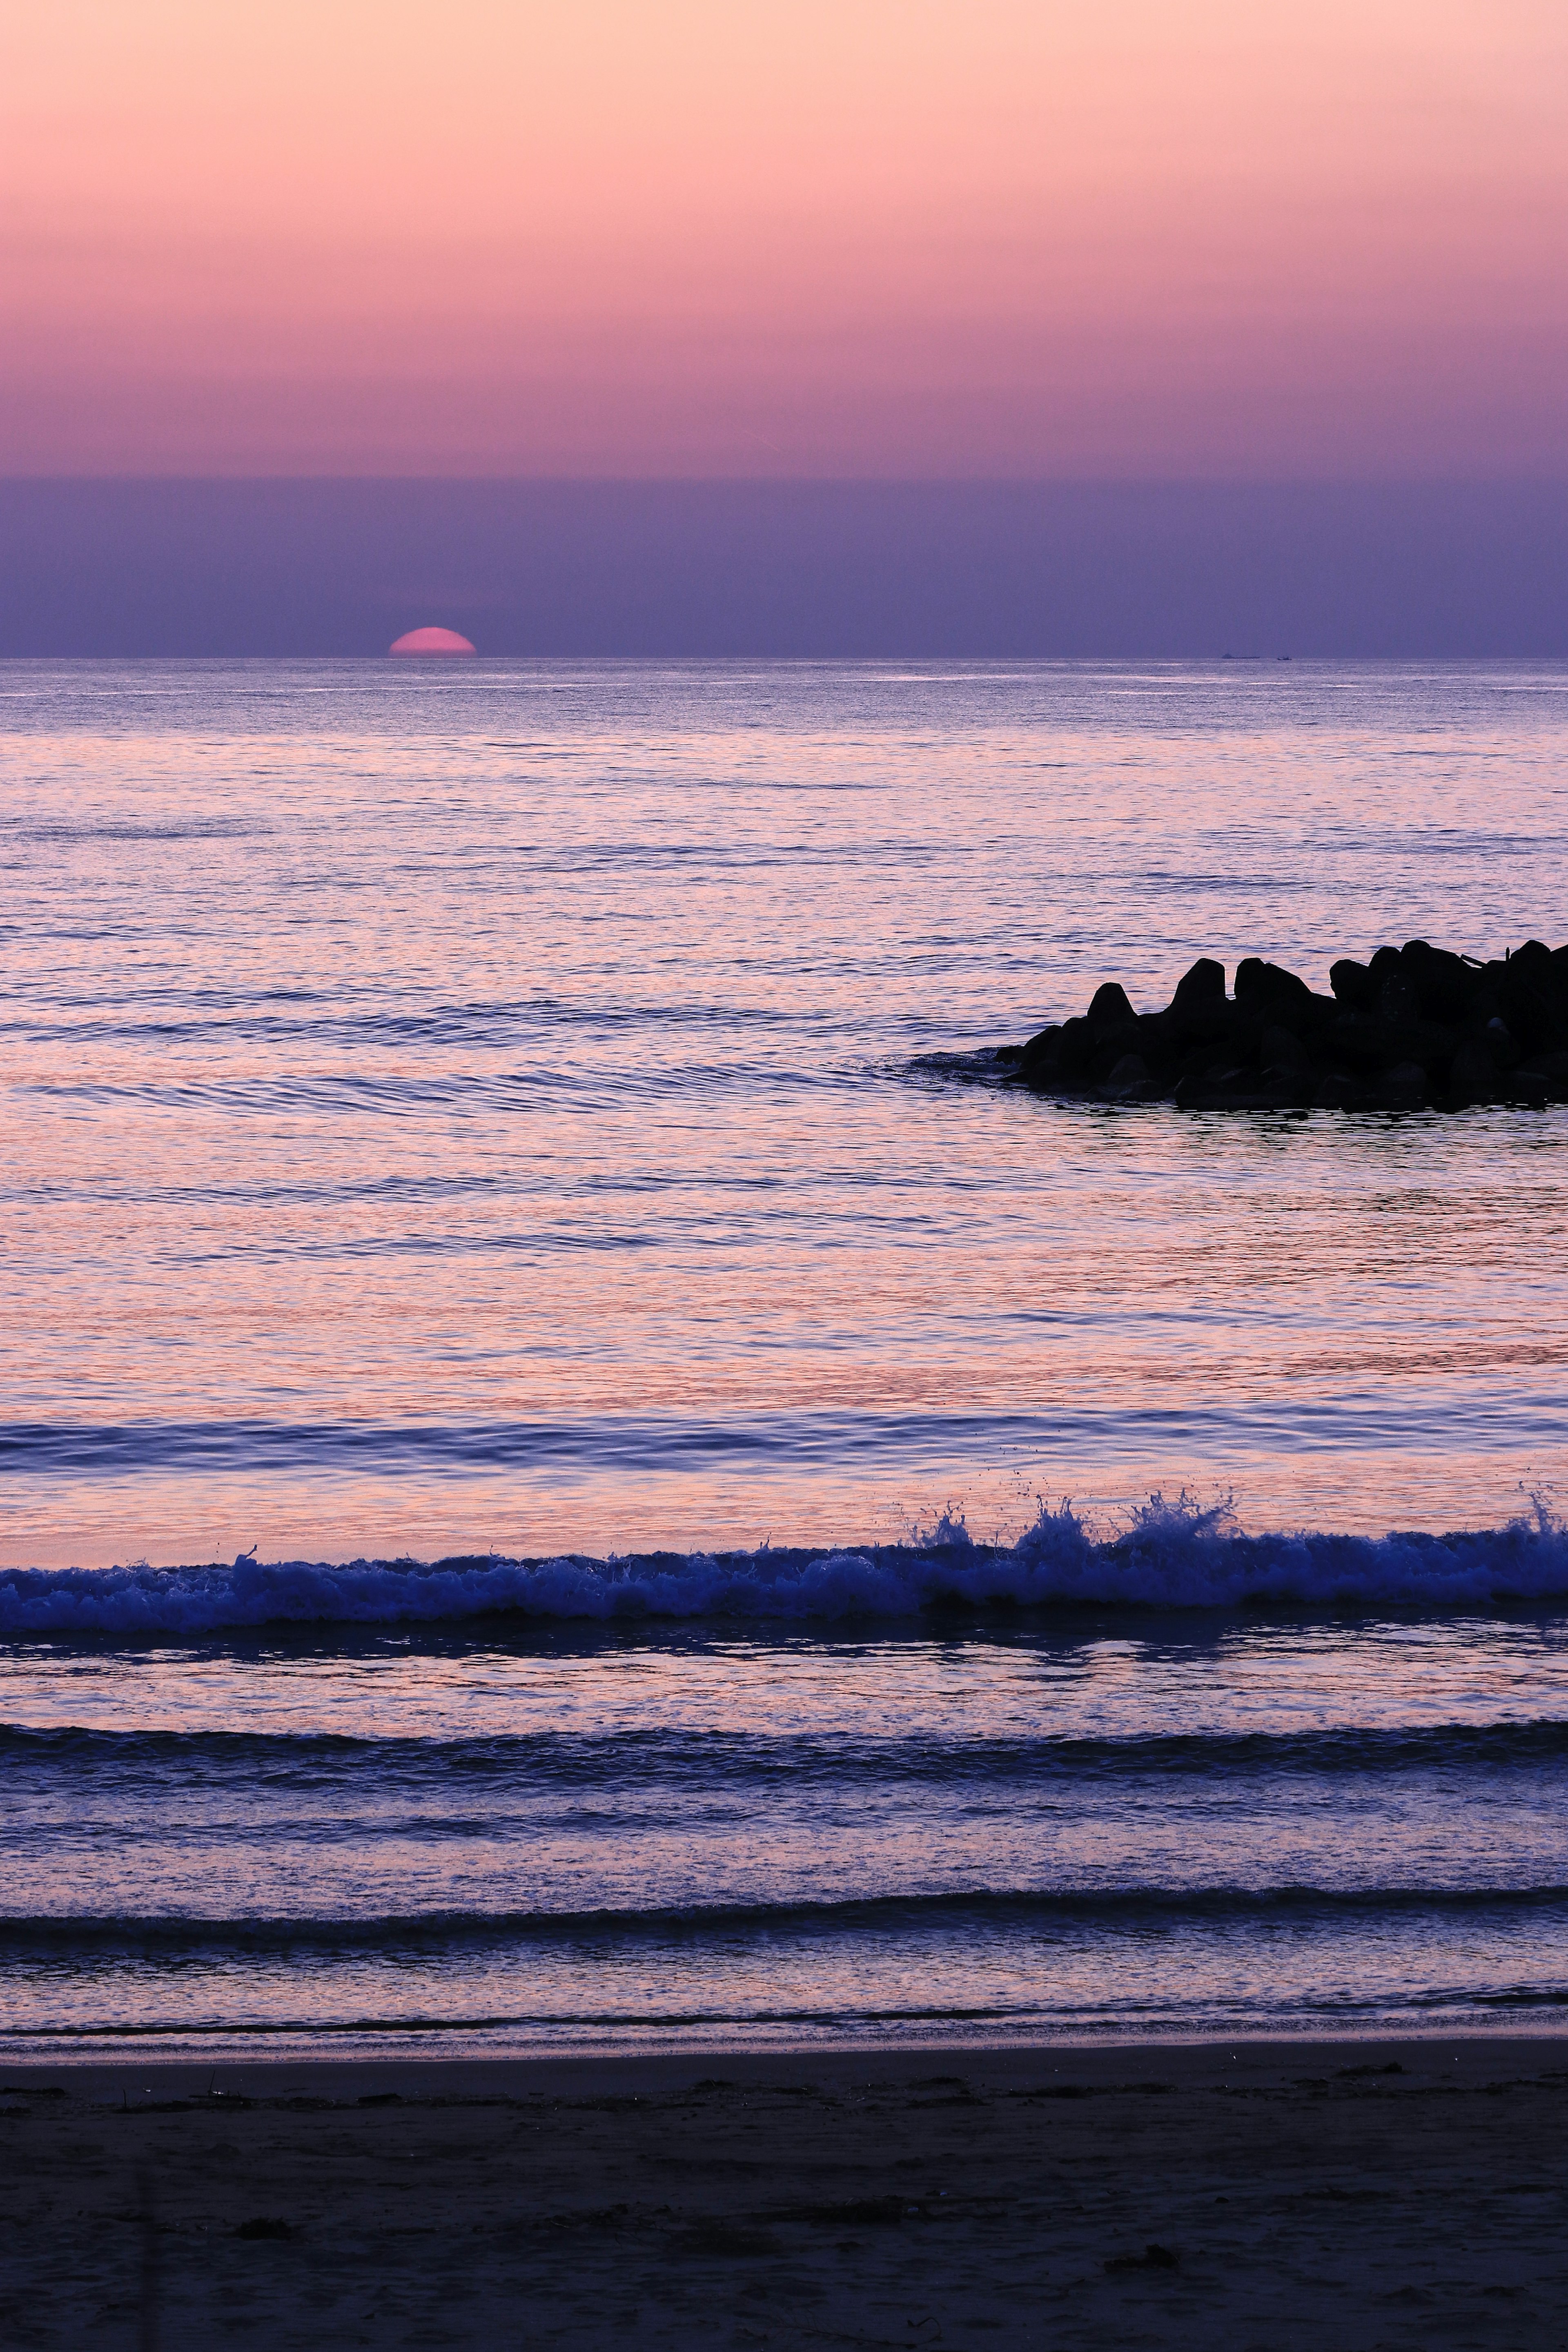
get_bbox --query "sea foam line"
[2,1494,1568,1632]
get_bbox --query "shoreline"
[8,2013,1568,2077]
[7,2022,1568,2085]
[7,2038,1568,2346]
[7,2029,1566,2100]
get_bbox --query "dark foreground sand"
[2,2039,1566,2349]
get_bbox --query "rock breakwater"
[1001,939,1568,1110]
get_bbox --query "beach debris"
[1000,939,1568,1109]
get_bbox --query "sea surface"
[2,655,1567,2058]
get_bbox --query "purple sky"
[2,480,1565,657]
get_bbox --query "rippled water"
[2,655,1567,2053]
[5,1614,1568,2054]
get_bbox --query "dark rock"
[1004,939,1568,1111]
[1401,940,1477,1020]
[1468,961,1510,1024]
[1261,1025,1312,1074]
[1319,1016,1452,1079]
[1311,1073,1374,1110]
[1330,958,1376,1008]
[1483,1018,1519,1069]
[236,2217,294,2240]
[1376,973,1421,1026]
[1510,939,1555,982]
[1259,1071,1315,1107]
[1085,981,1138,1038]
[1159,998,1246,1051]
[1170,957,1225,1009]
[1054,1016,1095,1079]
[1530,1050,1568,1098]
[1379,1062,1431,1108]
[1127,1020,1178,1078]
[1497,964,1568,1052]
[1448,1039,1502,1105]
[1018,1023,1062,1078]
[1235,959,1316,1025]
[1086,1037,1136,1082]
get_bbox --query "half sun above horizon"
[389,626,477,656]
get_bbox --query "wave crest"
[3,1494,1568,1633]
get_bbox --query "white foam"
[2,1495,1567,1634]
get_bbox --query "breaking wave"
[3,1494,1568,1634]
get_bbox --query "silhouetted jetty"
[1001,940,1568,1109]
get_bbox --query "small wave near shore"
[4,1494,1567,1634]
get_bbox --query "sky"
[5,480,1566,656]
[5,0,1567,478]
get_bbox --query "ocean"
[2,654,1567,2059]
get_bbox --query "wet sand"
[2,2038,1566,2348]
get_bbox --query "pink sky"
[4,0,1566,475]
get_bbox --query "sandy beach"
[2,2037,1565,2348]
